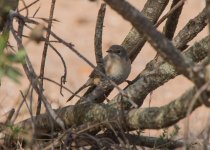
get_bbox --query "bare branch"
[122,0,169,61]
[174,8,207,50]
[18,86,202,136]
[110,35,210,108]
[163,0,185,40]
[94,3,106,74]
[9,11,66,130]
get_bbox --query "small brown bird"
[67,45,131,102]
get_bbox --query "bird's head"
[106,45,128,58]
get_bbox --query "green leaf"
[7,50,26,63]
[6,66,22,83]
[0,31,9,54]
[0,67,5,79]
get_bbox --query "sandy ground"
[0,0,209,139]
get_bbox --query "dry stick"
[154,0,186,28]
[20,0,29,16]
[18,0,40,12]
[94,3,106,74]
[44,122,108,149]
[32,6,41,18]
[37,0,56,115]
[20,91,35,127]
[20,90,36,147]
[9,12,65,130]
[104,0,210,107]
[206,0,210,74]
[97,133,184,149]
[18,86,202,138]
[48,43,67,95]
[184,81,210,147]
[148,0,185,108]
[42,77,77,95]
[174,8,207,50]
[23,24,67,88]
[125,0,169,62]
[4,109,15,125]
[11,85,32,124]
[163,0,185,40]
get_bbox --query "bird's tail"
[66,78,93,102]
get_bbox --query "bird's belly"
[105,61,130,84]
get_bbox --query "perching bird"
[67,45,131,103]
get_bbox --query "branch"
[104,0,193,79]
[97,133,184,149]
[18,86,202,137]
[9,11,65,130]
[104,0,209,107]
[110,35,210,107]
[122,0,169,61]
[174,8,207,50]
[37,0,56,115]
[82,0,169,101]
[94,3,106,74]
[163,0,185,40]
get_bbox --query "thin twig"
[11,85,32,124]
[154,0,186,28]
[164,0,185,40]
[20,0,29,16]
[18,0,40,13]
[9,11,66,130]
[4,109,15,125]
[48,43,67,96]
[37,0,57,115]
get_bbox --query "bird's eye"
[115,50,121,54]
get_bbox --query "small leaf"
[6,66,22,83]
[7,50,26,63]
[0,31,9,54]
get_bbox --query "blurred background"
[0,0,209,138]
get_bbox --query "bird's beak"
[106,49,112,53]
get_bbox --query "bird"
[67,45,131,102]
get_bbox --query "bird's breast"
[105,57,131,84]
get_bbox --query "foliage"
[0,32,26,83]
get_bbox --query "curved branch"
[19,86,201,137]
